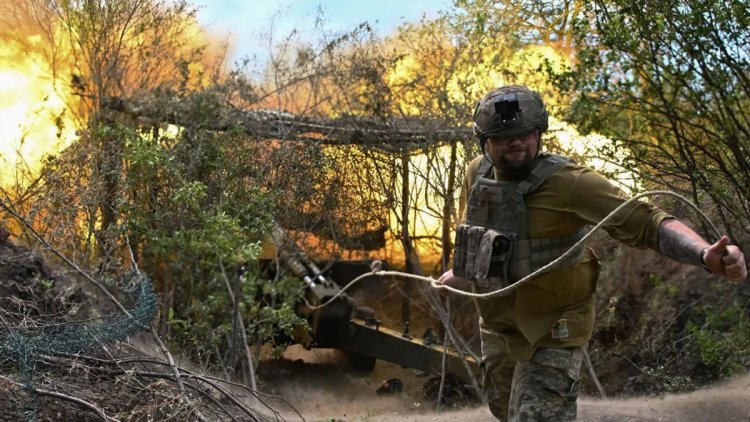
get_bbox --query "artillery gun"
[267,224,479,383]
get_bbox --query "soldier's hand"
[436,269,470,293]
[703,236,747,282]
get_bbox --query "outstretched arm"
[657,219,747,282]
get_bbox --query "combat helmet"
[472,85,549,141]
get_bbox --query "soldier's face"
[486,129,539,178]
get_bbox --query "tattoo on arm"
[657,221,704,266]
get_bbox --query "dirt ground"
[259,346,750,422]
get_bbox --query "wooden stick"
[0,375,119,422]
[583,346,607,398]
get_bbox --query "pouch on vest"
[475,229,515,291]
[453,224,486,279]
[453,224,469,279]
[467,226,485,278]
[454,224,515,290]
[476,229,513,278]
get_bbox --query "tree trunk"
[441,140,459,272]
[95,114,124,269]
[400,150,424,276]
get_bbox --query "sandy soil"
[258,346,750,422]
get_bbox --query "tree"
[0,0,220,266]
[561,0,750,242]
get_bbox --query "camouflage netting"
[0,273,157,374]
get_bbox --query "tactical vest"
[453,153,587,291]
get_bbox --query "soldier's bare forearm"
[657,219,709,266]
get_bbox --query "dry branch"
[39,353,279,421]
[102,95,472,148]
[0,375,119,422]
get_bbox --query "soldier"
[436,85,747,421]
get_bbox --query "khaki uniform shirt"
[461,155,671,359]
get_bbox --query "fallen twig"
[0,375,119,422]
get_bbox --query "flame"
[0,2,227,189]
[0,33,76,186]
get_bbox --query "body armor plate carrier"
[453,153,586,291]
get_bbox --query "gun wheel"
[346,350,376,374]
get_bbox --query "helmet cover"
[472,85,549,139]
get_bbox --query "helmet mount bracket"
[494,94,521,124]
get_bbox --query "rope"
[303,190,720,309]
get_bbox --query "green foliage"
[36,278,55,291]
[559,0,750,241]
[34,85,311,371]
[687,303,750,377]
[591,246,750,395]
[649,273,678,296]
[648,272,663,287]
[171,271,308,363]
[115,93,312,366]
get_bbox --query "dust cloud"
[258,346,750,421]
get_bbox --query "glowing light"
[0,35,76,187]
[551,117,640,194]
[0,5,225,189]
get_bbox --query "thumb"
[707,236,729,255]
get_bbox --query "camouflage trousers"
[481,329,583,421]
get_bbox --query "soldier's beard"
[497,151,535,180]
